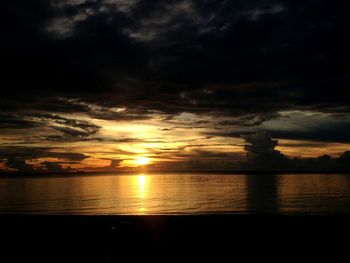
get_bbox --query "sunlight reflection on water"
[1,173,350,215]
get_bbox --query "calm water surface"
[1,173,350,215]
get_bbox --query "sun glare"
[135,157,149,166]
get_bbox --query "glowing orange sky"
[1,110,350,172]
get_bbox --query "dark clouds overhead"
[2,0,350,118]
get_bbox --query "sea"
[1,173,350,215]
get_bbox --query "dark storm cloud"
[1,0,350,167]
[240,132,350,171]
[206,111,350,143]
[0,114,40,129]
[2,0,350,118]
[217,113,280,127]
[278,141,331,148]
[176,149,242,159]
[212,127,350,144]
[243,132,278,154]
[0,113,101,141]
[241,131,288,169]
[34,113,101,137]
[0,147,89,161]
[2,0,150,107]
[0,146,89,172]
[267,125,350,144]
[4,157,34,172]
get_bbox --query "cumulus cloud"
[241,131,288,169]
[109,159,121,168]
[240,132,350,171]
[242,132,278,154]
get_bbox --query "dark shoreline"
[1,214,349,260]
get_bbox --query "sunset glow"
[135,157,150,166]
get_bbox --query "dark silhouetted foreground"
[1,215,349,261]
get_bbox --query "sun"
[135,157,150,166]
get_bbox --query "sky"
[1,0,350,172]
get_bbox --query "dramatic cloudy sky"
[1,0,350,172]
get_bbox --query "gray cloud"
[239,132,350,171]
[0,113,40,129]
[41,161,72,172]
[241,131,288,169]
[0,113,101,142]
[0,146,89,172]
[3,0,350,119]
[0,146,89,161]
[4,157,34,173]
